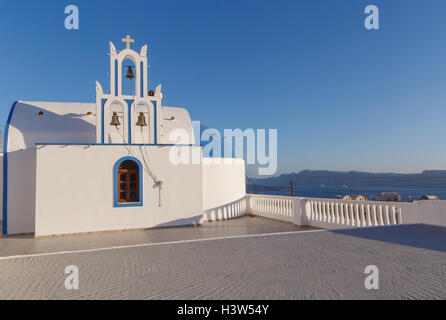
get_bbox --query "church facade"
[1,36,246,237]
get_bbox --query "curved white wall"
[160,106,194,144]
[202,158,246,221]
[7,101,96,150]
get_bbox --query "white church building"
[1,36,246,237]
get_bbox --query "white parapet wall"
[402,200,446,226]
[302,198,407,229]
[248,194,296,224]
[246,194,446,229]
[201,158,247,222]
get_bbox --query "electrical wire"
[140,125,163,207]
[139,125,161,185]
[115,75,163,205]
[114,125,159,185]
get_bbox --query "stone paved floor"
[0,216,315,257]
[0,217,445,299]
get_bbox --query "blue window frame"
[113,156,143,207]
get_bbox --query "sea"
[253,185,446,201]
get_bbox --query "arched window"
[114,157,143,207]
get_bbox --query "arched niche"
[104,100,127,144]
[120,58,136,97]
[116,50,143,98]
[131,101,154,144]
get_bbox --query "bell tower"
[95,35,163,145]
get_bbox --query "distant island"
[249,170,446,190]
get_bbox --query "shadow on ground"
[329,224,446,253]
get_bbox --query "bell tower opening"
[132,103,151,144]
[121,59,136,96]
[107,102,126,143]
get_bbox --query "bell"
[125,66,134,80]
[110,112,121,127]
[136,112,147,127]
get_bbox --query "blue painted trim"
[35,142,196,147]
[125,99,133,144]
[153,100,157,144]
[114,60,118,96]
[140,62,144,98]
[101,99,106,144]
[113,156,143,207]
[2,101,19,235]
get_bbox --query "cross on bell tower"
[122,35,134,49]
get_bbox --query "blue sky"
[1,0,446,176]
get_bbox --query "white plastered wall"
[202,158,246,212]
[35,145,204,236]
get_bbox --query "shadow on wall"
[202,197,247,222]
[3,102,95,234]
[11,102,96,148]
[330,224,446,253]
[154,215,203,228]
[2,148,37,234]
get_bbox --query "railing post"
[295,197,306,226]
[366,204,372,226]
[378,205,384,225]
[245,194,251,215]
[345,203,350,225]
[321,201,328,222]
[335,202,340,224]
[398,207,402,224]
[385,206,391,225]
[327,202,331,223]
[391,206,397,224]
[360,204,365,226]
